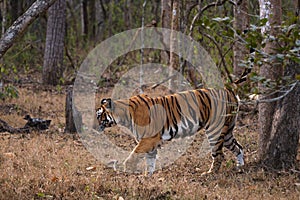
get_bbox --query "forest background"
[0,0,299,199]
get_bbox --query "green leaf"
[260,18,268,26]
[37,192,45,197]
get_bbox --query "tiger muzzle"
[98,120,116,132]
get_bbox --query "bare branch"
[151,74,177,89]
[201,0,228,13]
[258,81,298,103]
[201,32,233,83]
[0,0,57,58]
[189,11,201,36]
[240,81,299,105]
[189,0,229,36]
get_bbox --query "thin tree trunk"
[124,0,131,29]
[233,0,249,78]
[81,0,88,38]
[65,86,82,133]
[42,0,66,85]
[1,0,7,36]
[161,0,171,64]
[169,0,179,91]
[95,0,106,41]
[10,0,21,22]
[88,0,96,40]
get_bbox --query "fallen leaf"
[3,152,16,158]
[86,166,96,171]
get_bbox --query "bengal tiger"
[96,88,244,175]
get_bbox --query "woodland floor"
[0,80,300,200]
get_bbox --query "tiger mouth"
[98,121,116,132]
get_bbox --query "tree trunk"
[9,0,21,22]
[123,0,132,29]
[88,0,96,40]
[0,0,58,59]
[80,0,88,39]
[95,0,107,41]
[261,65,300,169]
[258,0,282,157]
[65,86,82,133]
[160,0,171,64]
[1,0,7,36]
[42,0,66,85]
[258,0,299,170]
[169,0,180,91]
[233,0,249,78]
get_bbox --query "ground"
[0,83,300,200]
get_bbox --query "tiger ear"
[101,98,113,109]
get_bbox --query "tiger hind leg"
[224,126,244,168]
[202,125,229,175]
[201,141,225,176]
[123,133,161,175]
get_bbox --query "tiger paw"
[123,155,144,174]
[234,165,245,174]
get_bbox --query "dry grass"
[0,85,300,200]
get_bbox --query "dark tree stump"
[65,86,82,133]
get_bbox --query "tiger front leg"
[124,134,161,175]
[145,149,157,175]
[201,138,225,175]
[201,153,225,176]
[123,150,144,174]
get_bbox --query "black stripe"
[137,95,151,110]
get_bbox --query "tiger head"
[96,98,116,131]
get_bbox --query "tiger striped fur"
[96,88,244,175]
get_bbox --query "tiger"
[96,88,244,175]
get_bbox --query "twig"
[257,81,298,103]
[239,81,298,105]
[228,25,270,58]
[189,11,201,35]
[290,169,300,174]
[65,46,76,69]
[151,74,177,89]
[202,32,233,83]
[99,0,107,20]
[189,0,229,36]
[201,0,229,14]
[184,2,199,35]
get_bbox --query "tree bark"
[258,0,299,170]
[123,0,132,29]
[88,0,96,40]
[1,0,7,36]
[258,0,282,157]
[261,65,300,169]
[0,0,57,59]
[9,0,21,22]
[169,0,180,91]
[65,86,82,133]
[81,0,88,38]
[42,0,66,85]
[161,0,172,64]
[233,0,249,77]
